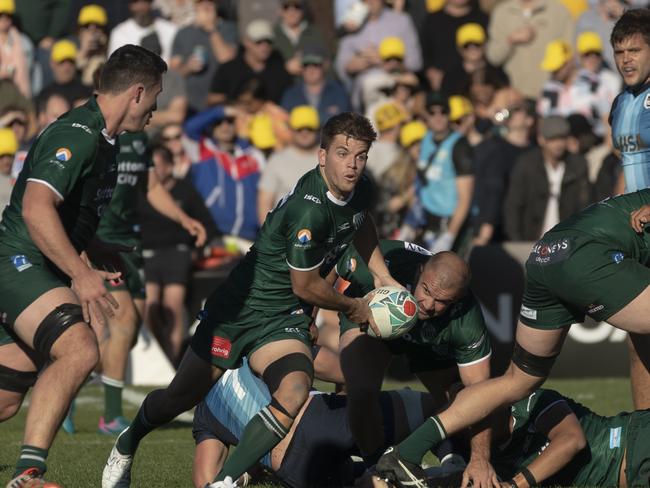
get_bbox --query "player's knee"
[262,352,313,395]
[0,395,23,421]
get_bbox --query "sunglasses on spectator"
[254,39,273,46]
[302,62,323,68]
[81,23,104,29]
[282,2,303,9]
[581,51,601,58]
[0,13,13,19]
[428,107,449,116]
[462,42,483,50]
[162,132,182,141]
[216,116,236,125]
[295,127,316,132]
[383,57,404,63]
[7,118,26,127]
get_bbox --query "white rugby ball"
[367,286,419,340]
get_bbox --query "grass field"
[0,377,633,487]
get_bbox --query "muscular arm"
[352,215,399,289]
[510,402,586,488]
[23,182,88,279]
[290,267,365,318]
[459,358,498,488]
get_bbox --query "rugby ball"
[367,286,419,340]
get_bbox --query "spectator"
[273,0,328,76]
[140,144,218,365]
[108,0,178,62]
[449,95,484,147]
[486,0,574,100]
[420,0,488,90]
[369,119,425,238]
[208,19,292,106]
[0,105,30,181]
[170,0,238,114]
[335,0,422,95]
[472,87,534,245]
[367,101,406,181]
[280,45,351,123]
[159,122,198,179]
[441,23,509,97]
[75,4,109,87]
[186,104,265,247]
[573,31,621,137]
[537,40,578,116]
[404,92,474,253]
[575,0,627,70]
[257,105,320,223]
[13,0,69,50]
[0,0,31,99]
[503,115,591,241]
[0,126,16,207]
[153,0,196,27]
[38,40,92,107]
[237,0,281,38]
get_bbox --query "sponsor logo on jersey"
[337,222,351,233]
[297,229,312,244]
[528,238,571,265]
[520,305,537,320]
[304,194,321,204]
[11,255,32,272]
[645,93,650,109]
[614,134,640,153]
[347,257,357,272]
[55,148,72,162]
[405,242,432,255]
[211,336,231,359]
[611,251,624,264]
[587,303,604,314]
[132,140,146,155]
[71,122,92,134]
[609,426,622,448]
[0,312,7,325]
[468,333,486,349]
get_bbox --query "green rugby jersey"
[96,132,150,246]
[547,190,650,264]
[494,388,627,487]
[0,97,118,262]
[336,239,491,366]
[225,166,373,314]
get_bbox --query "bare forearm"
[469,427,492,462]
[514,435,582,487]
[24,204,87,279]
[147,182,186,223]
[209,31,236,63]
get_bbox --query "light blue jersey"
[610,83,650,191]
[204,359,272,468]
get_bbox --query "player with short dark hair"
[608,8,650,409]
[337,240,495,486]
[0,44,166,487]
[375,190,650,488]
[103,111,401,488]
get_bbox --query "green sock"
[215,407,288,482]
[398,415,447,465]
[14,445,48,477]
[102,375,124,422]
[116,397,158,455]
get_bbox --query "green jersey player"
[65,130,206,436]
[376,190,650,488]
[0,45,166,488]
[337,240,495,485]
[103,112,401,488]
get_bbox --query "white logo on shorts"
[520,305,537,320]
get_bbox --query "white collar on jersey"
[327,189,355,206]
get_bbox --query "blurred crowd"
[0,0,647,360]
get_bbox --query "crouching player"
[192,357,443,488]
[337,241,497,487]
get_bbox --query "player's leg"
[210,339,314,483]
[161,283,187,364]
[11,287,99,478]
[376,323,568,485]
[192,401,230,488]
[339,327,392,464]
[0,341,39,422]
[627,334,650,409]
[99,290,139,434]
[144,281,166,351]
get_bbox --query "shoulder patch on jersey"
[55,148,72,162]
[644,93,650,109]
[297,228,312,243]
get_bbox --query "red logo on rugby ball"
[403,299,416,317]
[211,336,231,358]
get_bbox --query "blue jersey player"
[609,8,650,410]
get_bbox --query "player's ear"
[317,147,326,167]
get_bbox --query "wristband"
[508,479,519,488]
[519,466,537,487]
